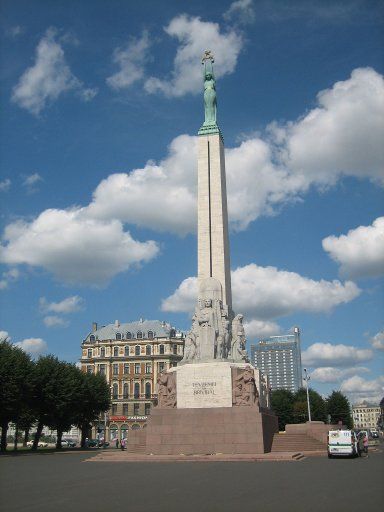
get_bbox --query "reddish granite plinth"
[142,407,278,455]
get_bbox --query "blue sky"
[0,0,383,404]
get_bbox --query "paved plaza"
[0,449,383,512]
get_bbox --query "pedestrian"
[120,438,125,451]
[115,438,119,449]
[363,434,369,456]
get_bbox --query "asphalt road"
[0,449,383,512]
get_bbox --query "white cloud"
[0,208,159,286]
[0,268,20,290]
[7,25,24,38]
[15,337,47,357]
[161,264,360,321]
[0,331,10,341]
[243,319,281,339]
[22,173,43,193]
[94,68,383,236]
[0,179,11,192]
[107,31,151,90]
[340,375,384,404]
[322,217,384,279]
[302,342,373,367]
[370,331,384,350]
[145,15,243,97]
[12,28,97,115]
[43,315,69,328]
[223,0,255,24]
[39,295,84,314]
[311,366,370,384]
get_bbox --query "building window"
[134,383,140,399]
[116,333,122,341]
[124,346,129,357]
[158,362,165,373]
[135,345,141,356]
[89,335,95,342]
[146,344,151,355]
[134,363,141,375]
[100,347,105,357]
[148,331,154,340]
[123,404,128,415]
[87,349,92,358]
[145,363,152,374]
[112,403,117,415]
[113,364,119,375]
[170,329,176,338]
[112,383,118,399]
[87,365,93,374]
[159,344,165,355]
[133,403,140,415]
[123,382,129,399]
[126,332,132,340]
[123,363,129,375]
[173,344,178,355]
[99,364,106,375]
[145,382,151,399]
[145,403,151,416]
[113,346,119,357]
[137,331,143,339]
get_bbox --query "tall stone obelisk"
[197,51,232,309]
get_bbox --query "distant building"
[352,403,381,430]
[80,319,184,441]
[250,327,302,393]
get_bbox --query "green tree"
[271,389,295,430]
[326,391,352,428]
[74,372,111,447]
[293,388,327,423]
[0,340,33,452]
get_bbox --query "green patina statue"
[198,50,221,138]
[202,50,217,125]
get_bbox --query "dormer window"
[126,332,132,340]
[116,332,122,341]
[89,335,95,342]
[137,331,143,339]
[170,329,176,338]
[148,331,154,340]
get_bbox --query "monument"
[141,52,278,455]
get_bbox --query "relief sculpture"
[157,371,177,408]
[232,367,259,407]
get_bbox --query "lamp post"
[303,368,312,422]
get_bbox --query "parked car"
[86,439,109,448]
[327,430,361,458]
[26,441,48,448]
[61,439,76,448]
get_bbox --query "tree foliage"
[271,389,295,430]
[326,391,352,428]
[294,388,327,423]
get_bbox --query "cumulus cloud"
[340,375,384,404]
[107,31,151,90]
[370,331,384,350]
[145,15,243,97]
[302,342,373,367]
[322,217,384,279]
[161,264,360,321]
[43,315,69,328]
[223,0,255,24]
[39,295,84,314]
[311,366,370,384]
[243,319,281,339]
[0,268,20,291]
[12,28,97,115]
[0,330,10,341]
[0,208,159,286]
[93,68,383,235]
[0,179,11,192]
[15,337,47,357]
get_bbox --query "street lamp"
[303,368,312,422]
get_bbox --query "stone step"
[271,433,325,453]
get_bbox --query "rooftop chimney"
[92,322,98,332]
[115,320,120,328]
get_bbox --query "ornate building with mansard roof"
[80,319,184,442]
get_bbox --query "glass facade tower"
[250,327,302,392]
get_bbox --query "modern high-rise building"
[250,327,302,392]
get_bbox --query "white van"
[327,430,361,458]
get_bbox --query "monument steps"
[271,433,326,452]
